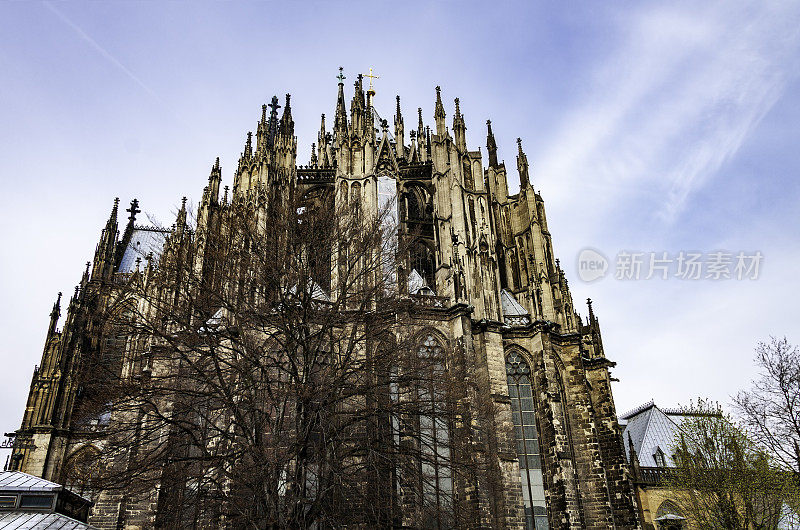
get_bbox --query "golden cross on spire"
[363,67,379,94]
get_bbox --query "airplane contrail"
[43,1,165,105]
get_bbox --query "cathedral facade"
[11,73,639,529]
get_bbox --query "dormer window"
[19,494,54,509]
[653,446,666,467]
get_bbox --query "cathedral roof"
[500,289,528,316]
[117,226,169,273]
[620,401,697,468]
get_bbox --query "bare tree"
[666,399,798,529]
[67,192,477,529]
[734,337,800,476]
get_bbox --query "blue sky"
[0,1,798,434]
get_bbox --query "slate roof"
[500,289,528,317]
[0,472,62,493]
[118,227,169,273]
[620,402,691,468]
[0,512,97,529]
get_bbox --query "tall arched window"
[506,351,548,530]
[411,242,435,288]
[377,175,398,227]
[418,335,452,529]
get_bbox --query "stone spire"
[47,292,62,337]
[81,261,90,287]
[394,95,404,157]
[350,75,365,138]
[279,93,294,138]
[486,120,498,167]
[334,67,348,139]
[92,197,119,281]
[453,97,466,151]
[256,103,268,154]
[318,113,327,148]
[176,196,188,236]
[244,131,253,160]
[310,143,318,167]
[409,129,418,162]
[207,157,221,203]
[516,137,529,188]
[434,86,446,136]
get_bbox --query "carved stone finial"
[268,96,281,114]
[126,199,141,222]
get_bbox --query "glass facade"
[506,351,549,530]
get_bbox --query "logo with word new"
[577,248,609,282]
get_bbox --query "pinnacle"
[52,292,62,313]
[486,120,496,141]
[434,86,445,119]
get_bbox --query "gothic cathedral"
[11,73,639,529]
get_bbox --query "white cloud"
[536,1,800,222]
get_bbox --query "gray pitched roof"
[0,512,97,529]
[408,269,425,294]
[621,402,687,467]
[0,472,62,493]
[500,289,528,316]
[118,227,169,273]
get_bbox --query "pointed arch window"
[417,334,453,529]
[377,175,398,226]
[506,351,549,530]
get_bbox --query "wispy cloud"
[44,1,165,105]
[537,1,800,222]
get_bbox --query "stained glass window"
[418,335,452,529]
[506,351,548,530]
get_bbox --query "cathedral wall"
[13,84,640,529]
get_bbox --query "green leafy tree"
[666,399,798,529]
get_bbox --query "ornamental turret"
[434,86,446,137]
[394,95,405,158]
[453,97,466,152]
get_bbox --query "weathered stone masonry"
[12,74,640,529]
